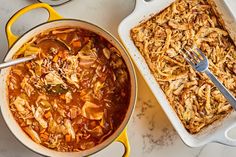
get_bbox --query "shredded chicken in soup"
[7,27,131,151]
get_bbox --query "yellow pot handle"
[5,3,62,47]
[116,128,130,157]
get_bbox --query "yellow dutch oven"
[1,3,137,157]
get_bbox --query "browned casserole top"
[131,0,236,134]
[7,27,131,151]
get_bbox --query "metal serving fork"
[181,46,236,110]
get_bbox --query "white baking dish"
[118,0,236,147]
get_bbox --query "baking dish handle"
[5,3,62,47]
[135,0,148,11]
[212,123,236,146]
[115,127,130,157]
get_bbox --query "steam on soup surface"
[7,27,131,152]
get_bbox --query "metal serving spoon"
[0,55,36,70]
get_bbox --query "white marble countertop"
[1,0,236,157]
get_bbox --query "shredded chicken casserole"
[7,27,131,151]
[131,0,236,134]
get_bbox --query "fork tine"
[196,47,206,59]
[189,47,202,61]
[183,48,198,64]
[184,55,196,68]
[180,48,196,66]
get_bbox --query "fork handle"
[204,69,236,110]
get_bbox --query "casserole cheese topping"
[131,0,236,133]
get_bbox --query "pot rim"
[2,19,137,157]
